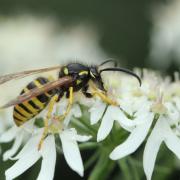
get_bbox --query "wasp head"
[89,66,106,92]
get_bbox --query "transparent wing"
[0,65,62,85]
[1,76,73,109]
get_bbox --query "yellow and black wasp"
[0,60,141,149]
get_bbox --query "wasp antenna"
[100,68,142,86]
[99,59,118,67]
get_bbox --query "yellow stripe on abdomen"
[13,111,27,122]
[31,97,45,109]
[24,87,45,109]
[15,105,33,118]
[13,77,51,126]
[22,101,39,115]
[34,80,51,97]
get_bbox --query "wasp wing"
[0,65,62,85]
[1,76,73,109]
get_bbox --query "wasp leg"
[57,89,64,102]
[82,85,93,98]
[38,95,58,150]
[57,87,74,121]
[92,90,118,106]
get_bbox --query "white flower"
[109,97,154,160]
[89,71,154,145]
[89,99,106,125]
[5,128,91,180]
[60,70,180,180]
[5,132,56,180]
[0,120,34,161]
[89,70,180,180]
[60,128,91,176]
[143,102,180,180]
[1,99,91,180]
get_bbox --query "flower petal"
[10,131,42,160]
[143,119,164,180]
[113,106,136,128]
[0,126,19,143]
[165,102,179,123]
[75,134,92,142]
[89,100,106,125]
[3,131,24,161]
[97,106,114,142]
[60,129,84,176]
[22,119,35,132]
[163,120,180,159]
[72,104,82,118]
[37,135,56,180]
[5,149,40,180]
[97,105,138,142]
[110,113,153,160]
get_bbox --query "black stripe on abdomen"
[14,77,52,126]
[36,77,55,95]
[28,100,41,110]
[19,103,33,114]
[14,108,26,118]
[36,94,49,103]
[27,77,52,104]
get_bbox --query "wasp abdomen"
[13,77,53,126]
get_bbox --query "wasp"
[0,60,141,149]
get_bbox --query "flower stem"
[79,142,98,150]
[128,157,140,180]
[118,158,132,180]
[72,117,97,137]
[88,152,115,180]
[71,117,94,136]
[84,150,100,170]
[56,144,63,154]
[79,117,97,135]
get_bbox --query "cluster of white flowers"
[94,70,180,180]
[0,98,92,180]
[1,70,180,180]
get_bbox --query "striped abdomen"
[13,77,54,126]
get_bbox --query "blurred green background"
[0,0,180,179]
[0,0,156,69]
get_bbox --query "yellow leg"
[57,87,74,121]
[92,90,118,106]
[38,95,58,150]
[66,87,74,116]
[89,80,118,106]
